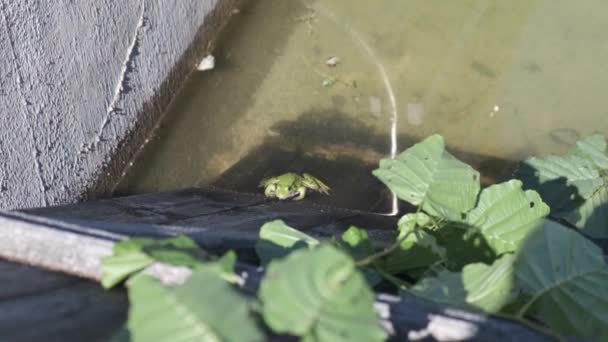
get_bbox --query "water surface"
[116,0,608,213]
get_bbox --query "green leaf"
[518,154,601,208]
[101,236,209,289]
[463,180,549,254]
[339,226,383,287]
[372,134,480,220]
[410,254,517,313]
[516,134,608,238]
[381,213,446,274]
[255,220,319,265]
[515,220,608,338]
[558,186,608,238]
[437,180,548,269]
[340,226,375,260]
[260,245,386,342]
[127,269,264,342]
[205,250,241,284]
[101,244,154,289]
[570,133,608,169]
[142,235,209,267]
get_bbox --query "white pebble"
[196,55,215,71]
[325,56,340,67]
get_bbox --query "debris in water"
[266,128,280,137]
[550,128,580,147]
[489,104,500,118]
[196,55,215,71]
[325,56,340,67]
[369,96,382,118]
[407,103,425,126]
[322,78,336,88]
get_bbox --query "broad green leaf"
[101,245,154,289]
[570,133,608,169]
[410,254,517,313]
[515,220,608,338]
[127,269,263,342]
[372,134,480,220]
[101,236,208,289]
[558,186,608,238]
[437,181,548,270]
[463,180,549,254]
[518,154,601,208]
[381,213,446,274]
[260,245,386,342]
[516,134,608,238]
[255,220,319,265]
[142,235,209,267]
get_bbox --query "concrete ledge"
[0,0,240,209]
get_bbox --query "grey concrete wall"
[0,0,238,209]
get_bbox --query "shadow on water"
[212,108,520,213]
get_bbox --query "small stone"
[196,55,215,71]
[325,56,340,67]
[322,78,336,87]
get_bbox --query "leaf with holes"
[255,220,319,265]
[437,180,549,270]
[126,269,264,342]
[260,245,386,342]
[410,254,518,313]
[516,134,608,238]
[515,220,608,338]
[372,134,480,220]
[463,180,549,254]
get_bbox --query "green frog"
[259,173,330,200]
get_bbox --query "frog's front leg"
[264,184,277,197]
[293,186,307,200]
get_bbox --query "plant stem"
[355,231,412,267]
[373,266,412,289]
[492,312,564,342]
[516,292,541,319]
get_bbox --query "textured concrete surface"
[0,0,238,209]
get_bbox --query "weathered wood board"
[0,187,559,341]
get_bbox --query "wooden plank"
[0,210,555,341]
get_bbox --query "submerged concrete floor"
[0,0,240,209]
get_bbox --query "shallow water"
[116,0,608,213]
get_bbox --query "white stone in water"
[407,103,425,126]
[196,55,215,71]
[369,96,382,118]
[325,56,340,67]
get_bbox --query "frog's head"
[274,183,299,200]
